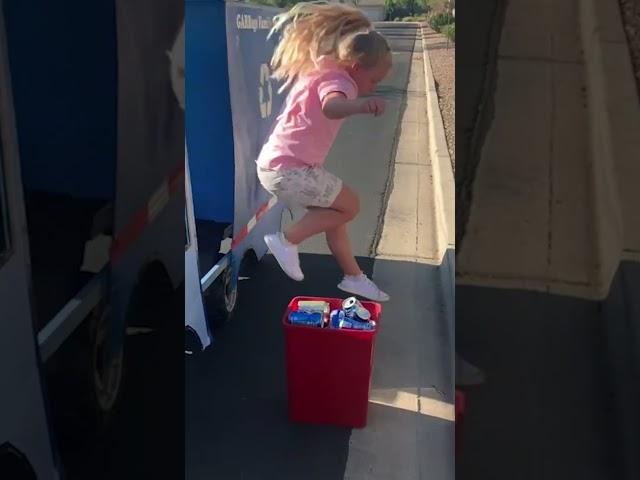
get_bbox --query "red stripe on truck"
[110,162,184,264]
[231,197,277,249]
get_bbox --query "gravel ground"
[619,0,640,98]
[423,26,455,171]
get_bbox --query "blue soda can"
[342,297,371,321]
[339,317,376,330]
[330,309,345,329]
[330,309,376,330]
[289,311,324,327]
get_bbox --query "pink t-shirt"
[257,57,358,170]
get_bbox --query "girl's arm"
[322,92,386,119]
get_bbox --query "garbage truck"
[185,0,287,352]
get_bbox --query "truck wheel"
[204,249,260,328]
[90,305,125,420]
[47,302,125,449]
[205,263,237,328]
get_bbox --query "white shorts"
[257,165,343,208]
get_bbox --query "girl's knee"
[344,191,360,220]
[332,185,360,219]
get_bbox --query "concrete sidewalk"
[377,42,437,264]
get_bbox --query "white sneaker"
[264,232,304,281]
[337,274,390,302]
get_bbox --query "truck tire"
[47,302,125,449]
[89,305,125,424]
[204,262,237,328]
[204,250,258,329]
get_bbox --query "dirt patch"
[619,0,640,98]
[423,27,455,171]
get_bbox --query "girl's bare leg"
[284,185,359,245]
[325,223,361,276]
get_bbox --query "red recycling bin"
[283,296,382,428]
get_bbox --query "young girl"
[258,2,392,302]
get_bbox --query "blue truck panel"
[186,0,235,224]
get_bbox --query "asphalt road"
[456,284,616,480]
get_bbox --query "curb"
[420,24,455,253]
[420,24,455,348]
[579,2,640,478]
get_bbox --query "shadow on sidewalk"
[456,282,620,479]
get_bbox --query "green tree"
[425,0,453,14]
[386,0,429,19]
[405,0,418,16]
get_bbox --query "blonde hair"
[268,1,390,90]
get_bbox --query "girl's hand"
[321,94,386,119]
[361,97,386,117]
